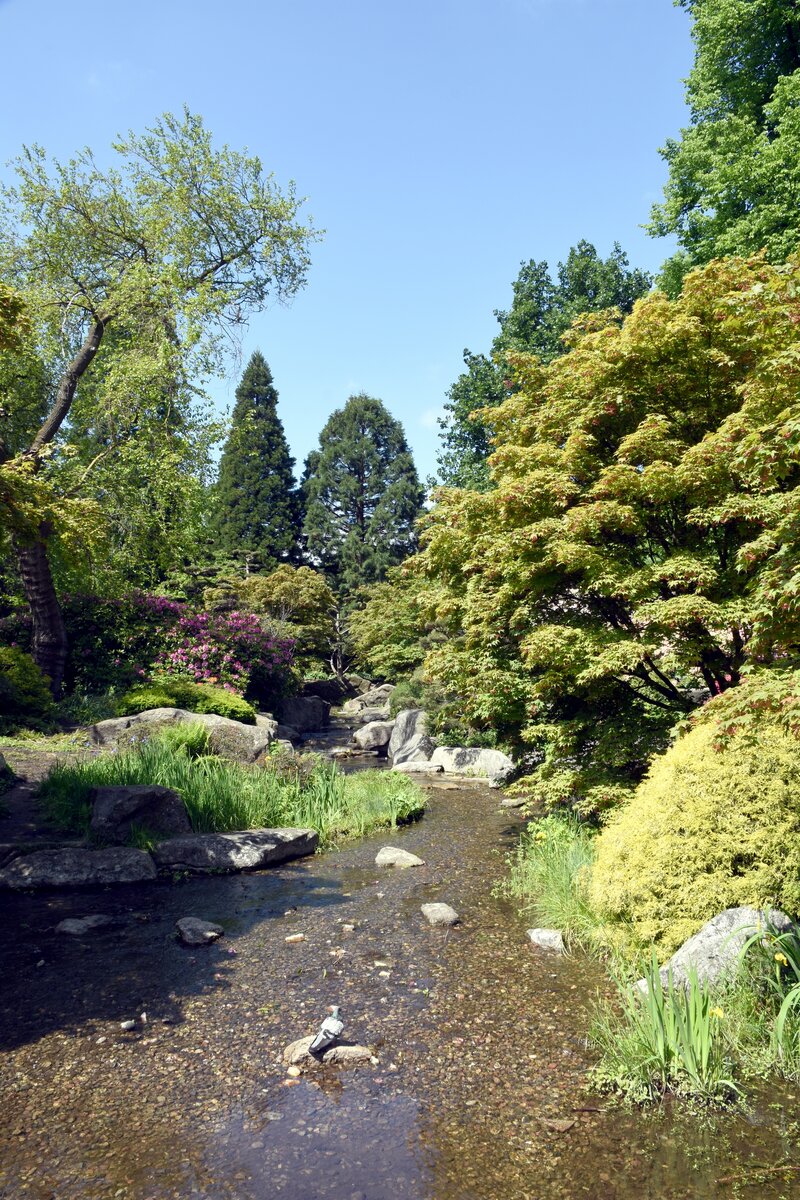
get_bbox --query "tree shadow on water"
[0,860,349,1051]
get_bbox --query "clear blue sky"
[0,0,693,484]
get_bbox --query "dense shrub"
[61,592,183,692]
[154,609,294,700]
[590,679,800,954]
[0,646,54,729]
[117,677,257,724]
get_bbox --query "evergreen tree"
[302,393,424,595]
[212,351,301,570]
[437,242,651,489]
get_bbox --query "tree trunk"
[15,525,68,698]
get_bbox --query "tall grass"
[590,954,739,1103]
[39,724,425,848]
[499,814,604,949]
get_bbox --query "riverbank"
[2,780,799,1199]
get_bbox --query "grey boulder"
[153,828,318,873]
[389,709,437,765]
[276,696,331,733]
[646,906,795,991]
[421,902,460,927]
[0,847,156,890]
[353,721,395,751]
[176,917,224,945]
[430,746,515,785]
[90,784,191,844]
[88,708,275,763]
[375,846,425,868]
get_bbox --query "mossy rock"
[589,714,800,955]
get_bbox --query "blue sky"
[0,0,693,483]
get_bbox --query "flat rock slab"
[528,928,565,953]
[56,914,117,935]
[421,902,460,927]
[430,746,515,785]
[375,846,425,868]
[0,847,156,890]
[90,784,191,844]
[153,828,318,873]
[283,1035,372,1065]
[391,761,444,774]
[88,709,275,763]
[501,795,527,809]
[176,917,224,945]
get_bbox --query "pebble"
[120,1020,136,1032]
[286,1066,302,1077]
[285,933,305,944]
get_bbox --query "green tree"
[211,351,300,570]
[0,109,320,694]
[417,255,800,813]
[650,0,800,283]
[302,393,424,596]
[437,242,651,488]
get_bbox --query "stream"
[1,777,799,1199]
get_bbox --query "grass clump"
[498,814,605,950]
[590,955,738,1104]
[39,725,424,847]
[117,676,257,724]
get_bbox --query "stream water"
[1,778,799,1199]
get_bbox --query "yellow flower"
[709,1006,724,1020]
[534,830,547,842]
[775,952,789,967]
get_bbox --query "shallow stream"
[1,780,799,1199]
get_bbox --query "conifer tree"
[212,351,300,570]
[302,393,424,595]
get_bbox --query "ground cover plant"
[38,724,425,847]
[117,677,257,724]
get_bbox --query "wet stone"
[176,917,224,945]
[283,1035,373,1065]
[527,929,565,954]
[375,846,425,868]
[421,903,460,927]
[56,914,116,935]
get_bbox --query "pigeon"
[309,1005,344,1057]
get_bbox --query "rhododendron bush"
[154,609,294,696]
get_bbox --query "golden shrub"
[589,718,800,956]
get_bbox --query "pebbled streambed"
[1,780,799,1199]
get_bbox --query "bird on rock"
[309,1005,344,1057]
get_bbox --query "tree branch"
[27,318,108,460]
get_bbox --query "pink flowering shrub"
[153,609,295,698]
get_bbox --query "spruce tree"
[212,351,300,570]
[302,393,424,595]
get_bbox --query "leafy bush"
[39,727,425,847]
[154,608,294,700]
[117,677,257,723]
[61,592,184,692]
[590,955,738,1103]
[589,681,800,954]
[0,646,53,730]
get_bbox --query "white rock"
[527,928,565,953]
[375,846,425,868]
[391,760,444,774]
[421,902,460,927]
[56,914,115,935]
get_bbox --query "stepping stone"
[375,846,425,868]
[421,902,460,927]
[176,917,224,945]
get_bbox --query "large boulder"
[276,696,331,733]
[90,785,191,844]
[389,709,437,765]
[88,709,275,763]
[341,684,395,721]
[0,847,156,890]
[651,906,795,991]
[430,746,515,785]
[353,720,395,752]
[152,827,318,873]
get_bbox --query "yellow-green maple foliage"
[414,256,800,810]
